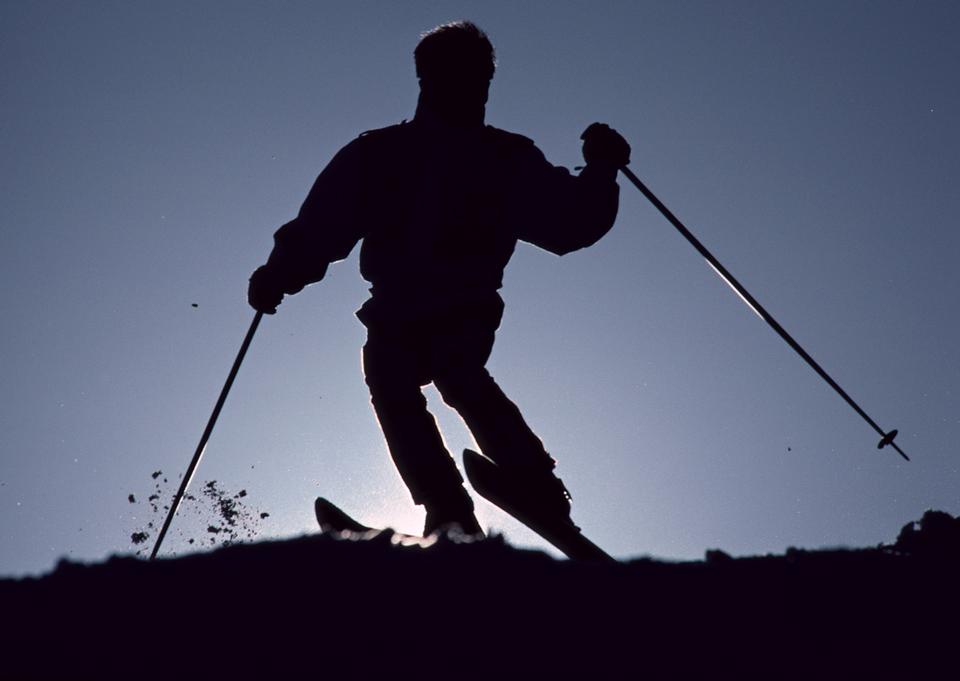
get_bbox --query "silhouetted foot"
[424,512,484,538]
[423,486,484,537]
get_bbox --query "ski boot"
[422,485,484,538]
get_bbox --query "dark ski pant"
[362,298,555,506]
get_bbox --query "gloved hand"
[248,265,285,314]
[581,122,631,169]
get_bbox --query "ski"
[315,497,378,534]
[314,498,451,544]
[462,449,615,563]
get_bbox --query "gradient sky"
[2,1,958,576]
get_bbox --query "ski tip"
[462,448,490,470]
[314,497,336,531]
[315,497,373,533]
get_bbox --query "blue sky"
[2,1,958,575]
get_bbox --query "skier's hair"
[414,21,496,83]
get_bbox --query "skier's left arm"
[515,123,630,256]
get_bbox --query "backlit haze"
[2,1,958,575]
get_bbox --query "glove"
[248,265,285,314]
[580,122,631,169]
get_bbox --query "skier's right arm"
[248,139,369,314]
[511,123,630,257]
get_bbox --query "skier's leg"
[435,365,572,520]
[427,299,555,474]
[362,332,480,535]
[430,299,571,519]
[433,366,555,474]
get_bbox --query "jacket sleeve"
[511,141,620,256]
[263,138,369,294]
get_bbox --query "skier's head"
[414,21,495,124]
[415,21,496,83]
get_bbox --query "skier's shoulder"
[358,120,411,140]
[485,125,537,150]
[328,121,411,168]
[353,120,414,150]
[484,125,546,162]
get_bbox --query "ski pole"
[619,166,908,462]
[150,310,265,560]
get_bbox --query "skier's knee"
[366,373,425,410]
[434,368,492,408]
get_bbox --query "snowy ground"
[3,510,957,678]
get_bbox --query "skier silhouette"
[249,21,629,536]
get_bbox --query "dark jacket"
[263,119,619,325]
